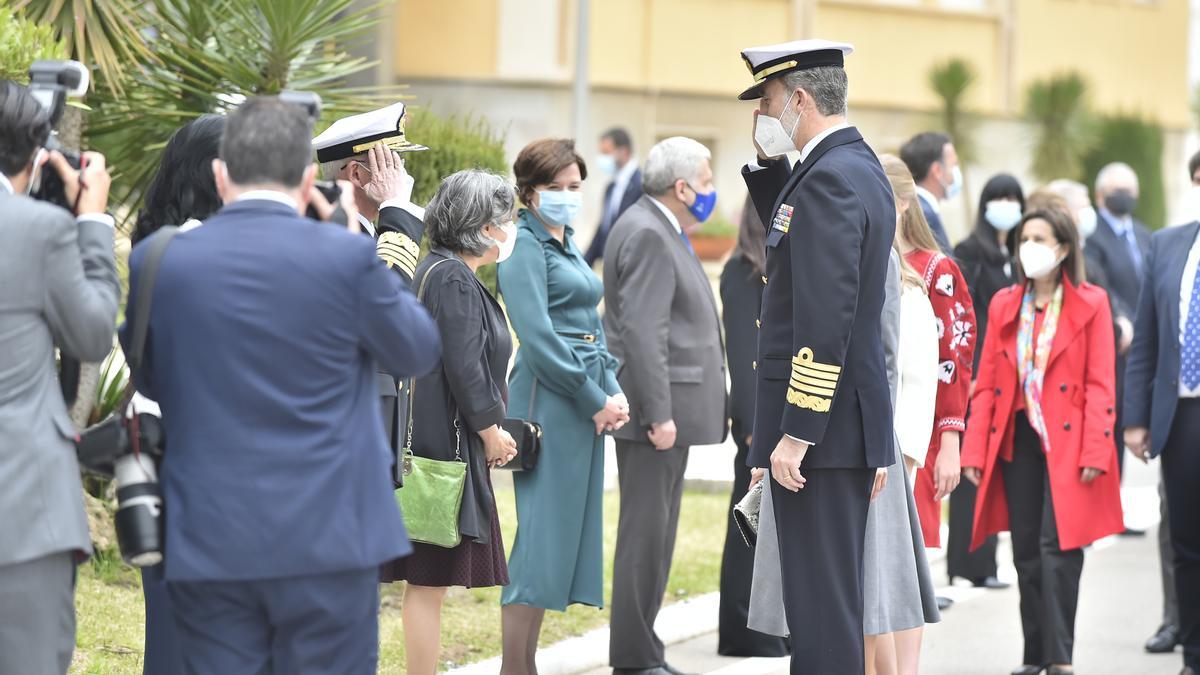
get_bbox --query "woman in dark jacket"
[385,169,519,675]
[716,197,789,657]
[948,173,1024,589]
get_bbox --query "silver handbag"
[732,479,764,547]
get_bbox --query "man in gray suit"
[0,81,120,674]
[603,136,728,675]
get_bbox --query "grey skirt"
[748,443,940,636]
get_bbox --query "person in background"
[0,80,120,675]
[1087,163,1151,487]
[1044,180,1098,245]
[1124,216,1200,675]
[497,139,628,674]
[947,173,1024,591]
[604,136,727,675]
[716,197,789,659]
[385,170,519,675]
[865,155,942,675]
[121,97,441,674]
[899,131,960,253]
[130,114,227,675]
[584,127,643,266]
[963,208,1123,675]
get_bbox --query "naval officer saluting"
[740,40,897,674]
[314,102,432,484]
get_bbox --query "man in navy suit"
[740,39,895,674]
[584,127,643,266]
[900,131,958,253]
[120,97,441,675]
[1125,219,1200,675]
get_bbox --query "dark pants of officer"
[717,424,790,658]
[771,467,874,675]
[1162,398,1200,671]
[610,441,689,670]
[167,566,380,675]
[1002,413,1083,667]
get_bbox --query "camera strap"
[127,226,180,373]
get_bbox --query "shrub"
[0,7,66,83]
[1025,73,1093,182]
[1081,114,1166,229]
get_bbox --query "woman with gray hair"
[384,169,520,675]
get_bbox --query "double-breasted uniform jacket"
[961,277,1124,552]
[742,127,896,469]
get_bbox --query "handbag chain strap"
[403,258,463,466]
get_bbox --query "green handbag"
[395,259,467,548]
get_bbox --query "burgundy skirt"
[381,496,509,589]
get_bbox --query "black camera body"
[26,60,89,212]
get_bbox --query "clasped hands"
[593,394,630,436]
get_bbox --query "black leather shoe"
[1145,623,1180,653]
[972,575,1011,589]
[663,665,697,675]
[1120,526,1147,537]
[936,595,954,610]
[1010,666,1043,675]
[1046,667,1074,675]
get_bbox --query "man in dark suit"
[584,127,642,266]
[604,136,728,675]
[1125,219,1200,675]
[1087,162,1152,484]
[900,131,958,253]
[121,97,442,675]
[739,39,895,674]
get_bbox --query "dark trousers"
[1159,471,1179,628]
[717,426,789,657]
[142,564,184,675]
[1002,413,1084,666]
[771,467,874,675]
[1162,398,1200,670]
[610,440,689,669]
[946,478,999,582]
[167,566,380,675]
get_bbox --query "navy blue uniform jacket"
[121,199,441,581]
[742,127,896,470]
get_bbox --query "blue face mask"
[686,183,717,223]
[536,190,582,226]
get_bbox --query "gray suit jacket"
[602,195,727,447]
[0,192,120,566]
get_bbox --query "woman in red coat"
[962,208,1124,675]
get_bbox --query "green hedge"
[1080,114,1166,230]
[0,7,65,84]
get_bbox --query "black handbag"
[496,418,542,472]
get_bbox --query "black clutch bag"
[497,418,542,471]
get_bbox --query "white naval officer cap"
[312,101,428,163]
[737,39,854,101]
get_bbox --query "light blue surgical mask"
[984,200,1022,232]
[595,154,618,176]
[536,190,583,226]
[944,164,964,201]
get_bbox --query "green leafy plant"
[1081,114,1167,229]
[0,6,67,83]
[91,348,130,425]
[1025,72,1094,182]
[928,58,978,164]
[15,0,154,95]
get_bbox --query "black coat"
[720,255,763,434]
[1085,212,1151,321]
[953,235,1013,373]
[742,127,896,470]
[407,249,512,544]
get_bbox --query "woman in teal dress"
[497,138,630,674]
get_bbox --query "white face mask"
[493,220,518,263]
[753,91,802,159]
[1019,241,1063,280]
[943,164,964,200]
[984,200,1022,232]
[595,153,617,176]
[1076,206,1098,240]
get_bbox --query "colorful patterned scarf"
[1016,283,1063,452]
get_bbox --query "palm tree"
[1025,72,1093,182]
[14,0,153,94]
[928,58,977,221]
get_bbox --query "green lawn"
[71,488,731,673]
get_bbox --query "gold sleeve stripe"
[378,243,418,264]
[378,247,418,267]
[790,380,836,397]
[793,366,838,382]
[792,347,841,374]
[378,231,421,257]
[787,388,831,412]
[792,373,839,390]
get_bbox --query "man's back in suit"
[123,199,440,582]
[917,191,953,254]
[585,166,642,266]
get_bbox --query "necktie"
[1183,260,1200,390]
[1121,225,1143,274]
[679,227,695,256]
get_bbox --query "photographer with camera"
[119,96,441,674]
[0,80,120,675]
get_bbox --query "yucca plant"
[928,58,977,164]
[91,348,130,426]
[1025,72,1094,182]
[14,0,154,94]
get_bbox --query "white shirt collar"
[236,190,299,211]
[357,213,376,237]
[799,122,850,164]
[0,173,14,195]
[915,185,941,214]
[647,196,682,234]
